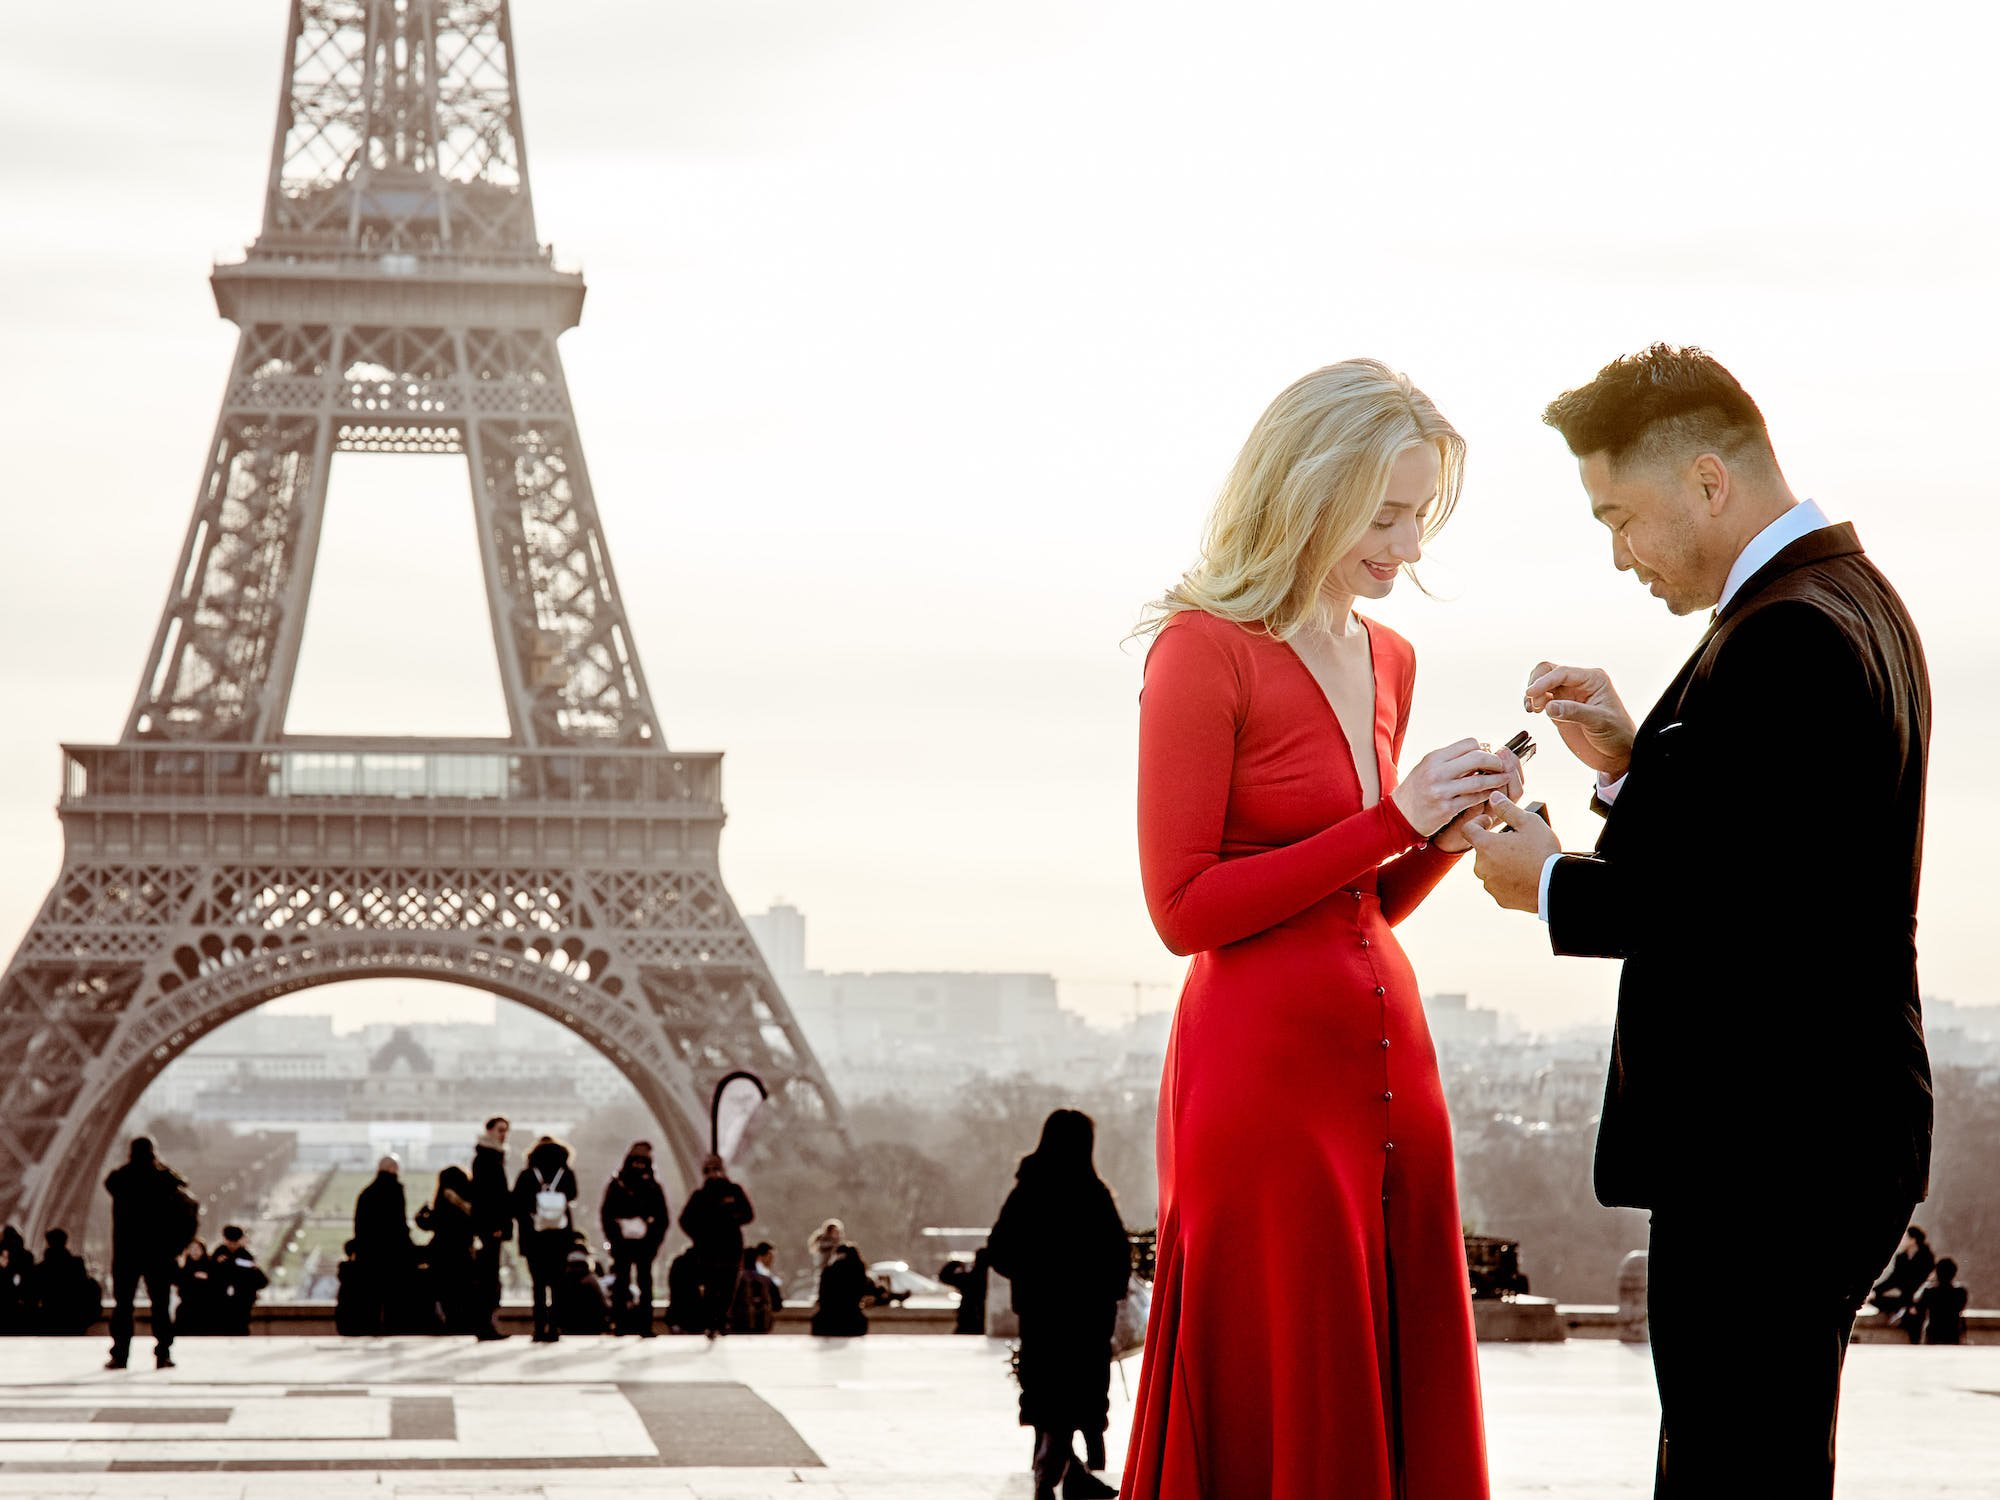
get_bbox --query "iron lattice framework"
[0,0,847,1238]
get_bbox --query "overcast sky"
[1,1,1994,1036]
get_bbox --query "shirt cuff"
[1537,853,1561,923]
[1597,771,1629,805]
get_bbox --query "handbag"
[1112,1273,1151,1359]
[616,1215,648,1241]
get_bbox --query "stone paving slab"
[0,1336,1992,1496]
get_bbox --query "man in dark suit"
[1463,345,1932,1498]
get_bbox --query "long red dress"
[1123,608,1489,1500]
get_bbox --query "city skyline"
[2,1,1994,1036]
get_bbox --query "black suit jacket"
[1548,523,1933,1210]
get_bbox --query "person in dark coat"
[986,1109,1130,1500]
[469,1117,512,1340]
[511,1136,579,1342]
[731,1242,780,1333]
[676,1154,754,1338]
[1914,1259,1968,1347]
[35,1229,103,1334]
[209,1226,268,1336]
[557,1230,612,1334]
[104,1136,194,1369]
[664,1246,705,1333]
[1870,1225,1935,1339]
[1467,348,1935,1499]
[173,1239,217,1335]
[810,1243,874,1338]
[416,1166,480,1334]
[332,1239,370,1336]
[939,1249,992,1335]
[0,1226,31,1332]
[599,1142,669,1335]
[352,1155,415,1335]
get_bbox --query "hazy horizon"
[2,1,1994,1040]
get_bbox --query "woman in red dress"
[1123,361,1513,1499]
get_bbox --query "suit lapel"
[1597,523,1865,848]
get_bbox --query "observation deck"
[57,742,725,865]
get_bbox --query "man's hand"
[1523,662,1637,779]
[1460,794,1561,912]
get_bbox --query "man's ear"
[1692,452,1729,516]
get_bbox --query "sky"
[1,1,1995,1037]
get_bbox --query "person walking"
[415,1166,479,1334]
[1465,346,1935,1498]
[104,1136,196,1370]
[1127,362,1502,1498]
[209,1226,268,1335]
[469,1117,512,1340]
[352,1155,415,1334]
[677,1154,754,1339]
[599,1143,669,1335]
[511,1136,578,1343]
[986,1109,1130,1500]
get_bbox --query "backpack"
[165,1178,201,1253]
[531,1169,568,1232]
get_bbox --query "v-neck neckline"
[1282,614,1384,808]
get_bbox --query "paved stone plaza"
[0,1335,1994,1497]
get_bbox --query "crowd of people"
[1869,1225,1972,1345]
[0,1227,104,1334]
[334,1118,774,1343]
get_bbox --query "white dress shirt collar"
[1719,498,1831,613]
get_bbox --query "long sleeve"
[1139,618,1425,956]
[1374,648,1465,925]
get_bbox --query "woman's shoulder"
[1146,608,1270,674]
[1155,607,1264,643]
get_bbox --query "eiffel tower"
[0,0,847,1238]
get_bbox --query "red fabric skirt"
[1121,889,1489,1499]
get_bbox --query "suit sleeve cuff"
[1537,852,1561,923]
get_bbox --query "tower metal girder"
[0,0,848,1239]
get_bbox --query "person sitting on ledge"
[1870,1224,1934,1338]
[1913,1259,1968,1347]
[811,1243,874,1338]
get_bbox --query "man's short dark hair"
[1542,344,1772,474]
[486,1115,509,1131]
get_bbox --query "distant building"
[747,904,1114,1103]
[150,1018,606,1170]
[1424,993,1501,1056]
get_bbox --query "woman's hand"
[1431,743,1525,852]
[1390,739,1515,840]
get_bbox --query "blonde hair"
[1140,360,1465,641]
